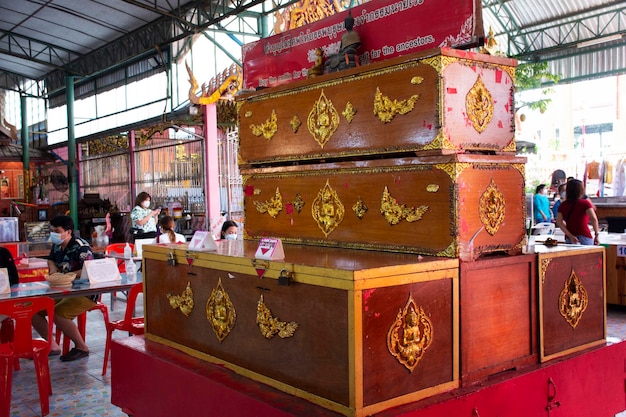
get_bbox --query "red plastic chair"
[55,298,109,355]
[102,282,144,375]
[105,243,134,310]
[0,296,55,417]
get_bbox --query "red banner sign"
[242,0,483,89]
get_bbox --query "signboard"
[25,221,50,244]
[618,245,626,257]
[81,258,122,284]
[0,268,10,294]
[242,0,483,89]
[254,238,285,260]
[188,231,218,251]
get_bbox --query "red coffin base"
[111,336,626,417]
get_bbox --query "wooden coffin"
[237,47,517,165]
[242,154,526,258]
[602,240,626,306]
[536,245,606,362]
[459,253,537,385]
[142,241,459,416]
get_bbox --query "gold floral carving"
[387,294,433,372]
[426,184,439,193]
[308,90,339,148]
[250,109,278,139]
[342,101,356,123]
[206,278,236,342]
[479,179,505,235]
[411,76,424,85]
[256,294,299,339]
[290,115,302,133]
[437,242,456,258]
[558,269,589,329]
[293,193,305,213]
[352,197,368,219]
[380,186,429,225]
[539,258,552,284]
[311,180,344,237]
[419,55,457,74]
[254,187,283,218]
[166,282,194,316]
[373,87,420,123]
[466,76,494,133]
[502,140,516,152]
[435,162,471,180]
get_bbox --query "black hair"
[50,215,75,233]
[535,184,546,194]
[135,192,151,207]
[220,220,238,239]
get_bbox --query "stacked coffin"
[238,47,525,259]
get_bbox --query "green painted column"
[65,75,78,230]
[20,94,30,202]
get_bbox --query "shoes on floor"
[49,349,61,357]
[60,348,89,362]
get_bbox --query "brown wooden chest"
[536,245,606,362]
[238,48,517,165]
[142,242,459,416]
[459,253,537,384]
[242,154,526,258]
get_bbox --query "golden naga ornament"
[254,187,284,218]
[559,269,589,329]
[308,90,339,148]
[206,278,236,342]
[387,294,433,372]
[373,87,419,123]
[311,180,345,237]
[166,282,194,316]
[466,75,494,133]
[256,294,299,339]
[380,186,429,225]
[352,196,368,219]
[479,178,505,235]
[250,109,278,139]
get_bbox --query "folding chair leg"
[0,351,13,417]
[32,348,51,416]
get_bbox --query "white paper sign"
[0,268,10,294]
[81,258,122,284]
[254,238,285,260]
[618,245,626,257]
[188,231,217,251]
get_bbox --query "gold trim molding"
[540,258,552,284]
[257,294,299,338]
[387,293,433,372]
[206,278,236,342]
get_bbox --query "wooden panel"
[537,247,606,362]
[238,48,516,165]
[242,154,525,258]
[459,254,537,384]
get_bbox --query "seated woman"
[156,216,186,243]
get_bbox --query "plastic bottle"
[123,242,136,282]
[124,242,132,259]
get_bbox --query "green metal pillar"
[20,95,30,202]
[65,75,78,230]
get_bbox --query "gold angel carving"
[250,109,278,139]
[254,187,284,218]
[559,269,589,329]
[166,282,194,316]
[311,180,344,237]
[387,294,433,372]
[256,294,299,339]
[380,186,429,225]
[206,278,236,342]
[373,87,419,123]
[479,179,505,235]
[466,75,494,133]
[308,90,339,148]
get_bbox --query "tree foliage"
[514,61,560,113]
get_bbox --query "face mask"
[142,201,150,208]
[50,232,64,245]
[225,234,237,240]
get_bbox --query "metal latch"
[168,252,176,266]
[278,269,293,286]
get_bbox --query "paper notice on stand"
[254,238,285,260]
[81,258,122,284]
[188,231,218,251]
[0,268,10,294]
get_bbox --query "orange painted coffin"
[536,245,606,362]
[238,47,517,165]
[242,154,526,258]
[142,242,459,416]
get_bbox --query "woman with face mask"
[220,220,239,240]
[130,192,161,239]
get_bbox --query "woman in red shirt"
[556,179,599,245]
